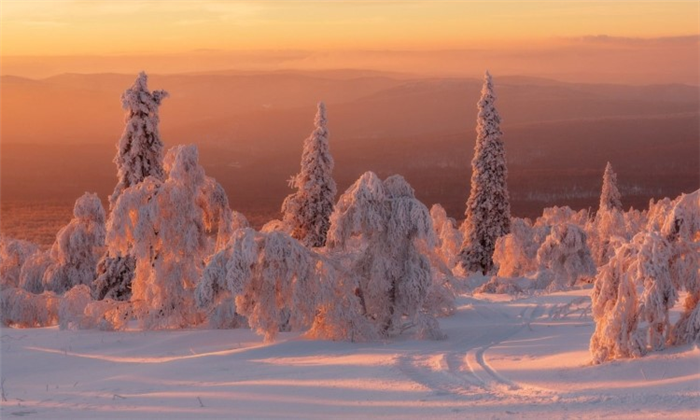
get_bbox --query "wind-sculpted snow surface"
[3,290,698,420]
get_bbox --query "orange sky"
[0,1,698,83]
[2,1,698,55]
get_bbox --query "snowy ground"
[2,289,698,420]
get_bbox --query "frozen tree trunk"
[459,71,511,275]
[282,102,337,247]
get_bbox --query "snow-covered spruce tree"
[599,162,622,213]
[281,102,337,247]
[110,71,169,205]
[326,172,445,339]
[589,162,627,266]
[536,223,596,291]
[108,145,214,329]
[196,228,334,341]
[590,242,646,364]
[43,193,106,294]
[459,71,511,275]
[0,236,39,288]
[97,72,169,301]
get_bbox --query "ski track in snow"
[396,302,554,402]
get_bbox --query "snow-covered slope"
[2,289,698,419]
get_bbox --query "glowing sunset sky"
[2,1,698,55]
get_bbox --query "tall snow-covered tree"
[326,172,445,339]
[599,162,622,213]
[589,162,628,266]
[98,72,169,301]
[459,71,511,275]
[108,145,217,329]
[281,102,337,247]
[110,71,169,205]
[43,193,106,294]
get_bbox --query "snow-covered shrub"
[282,102,337,248]
[590,243,646,364]
[58,284,130,331]
[0,236,39,288]
[429,204,462,270]
[1,287,59,328]
[493,218,543,277]
[108,145,220,329]
[536,223,596,291]
[19,251,52,294]
[632,232,679,350]
[196,228,332,341]
[43,193,106,294]
[327,172,445,339]
[459,71,511,275]
[535,206,589,229]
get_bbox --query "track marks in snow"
[397,301,550,398]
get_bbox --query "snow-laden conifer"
[459,71,511,275]
[282,102,337,247]
[43,193,106,294]
[99,72,169,301]
[599,162,622,213]
[589,162,627,266]
[110,72,168,206]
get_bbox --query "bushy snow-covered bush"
[459,72,511,275]
[536,223,596,291]
[327,172,446,339]
[43,193,106,294]
[108,145,220,329]
[429,204,462,270]
[196,228,333,341]
[1,287,59,328]
[493,218,543,278]
[0,236,39,288]
[590,243,646,364]
[282,102,337,248]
